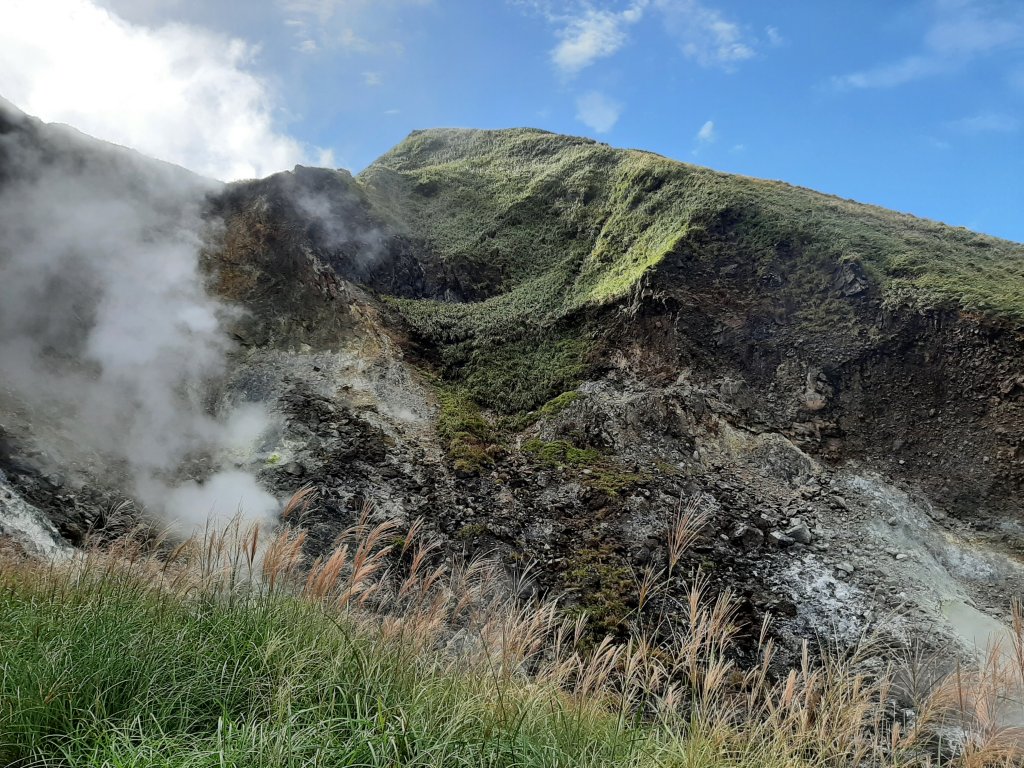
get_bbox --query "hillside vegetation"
[359,128,1024,411]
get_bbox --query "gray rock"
[785,519,813,545]
[731,524,764,550]
[770,531,795,547]
[283,461,306,477]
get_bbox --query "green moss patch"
[523,438,600,467]
[437,387,500,476]
[562,542,635,638]
[505,391,583,432]
[522,438,643,497]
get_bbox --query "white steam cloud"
[0,108,279,533]
[0,0,331,181]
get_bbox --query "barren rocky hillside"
[4,103,1024,665]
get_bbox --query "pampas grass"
[0,490,1021,767]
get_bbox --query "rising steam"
[0,104,278,532]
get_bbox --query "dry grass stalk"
[666,494,710,579]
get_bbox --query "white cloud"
[655,0,755,68]
[527,0,759,75]
[948,112,1020,133]
[765,25,783,46]
[363,71,383,86]
[833,56,948,89]
[575,91,622,133]
[552,2,648,75]
[0,0,323,181]
[834,0,1024,89]
[339,27,378,52]
[925,7,1021,56]
[95,0,184,22]
[696,119,716,142]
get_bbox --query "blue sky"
[3,0,1023,241]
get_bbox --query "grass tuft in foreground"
[2,494,1023,767]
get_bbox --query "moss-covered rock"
[437,387,501,476]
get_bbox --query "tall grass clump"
[1,490,1023,767]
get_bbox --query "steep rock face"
[3,110,1024,663]
[212,127,1024,529]
[615,253,1024,529]
[202,128,1024,660]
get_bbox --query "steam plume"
[0,104,278,532]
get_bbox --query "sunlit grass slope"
[359,128,1024,412]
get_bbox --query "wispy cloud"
[925,2,1022,56]
[696,119,716,142]
[834,55,949,89]
[655,0,756,68]
[575,90,622,133]
[834,0,1024,89]
[552,2,647,75]
[280,0,430,55]
[362,70,383,86]
[522,0,759,75]
[338,27,378,53]
[948,112,1020,133]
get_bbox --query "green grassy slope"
[0,564,647,767]
[3,524,999,768]
[357,128,1024,412]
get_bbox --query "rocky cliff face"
[3,106,1024,665]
